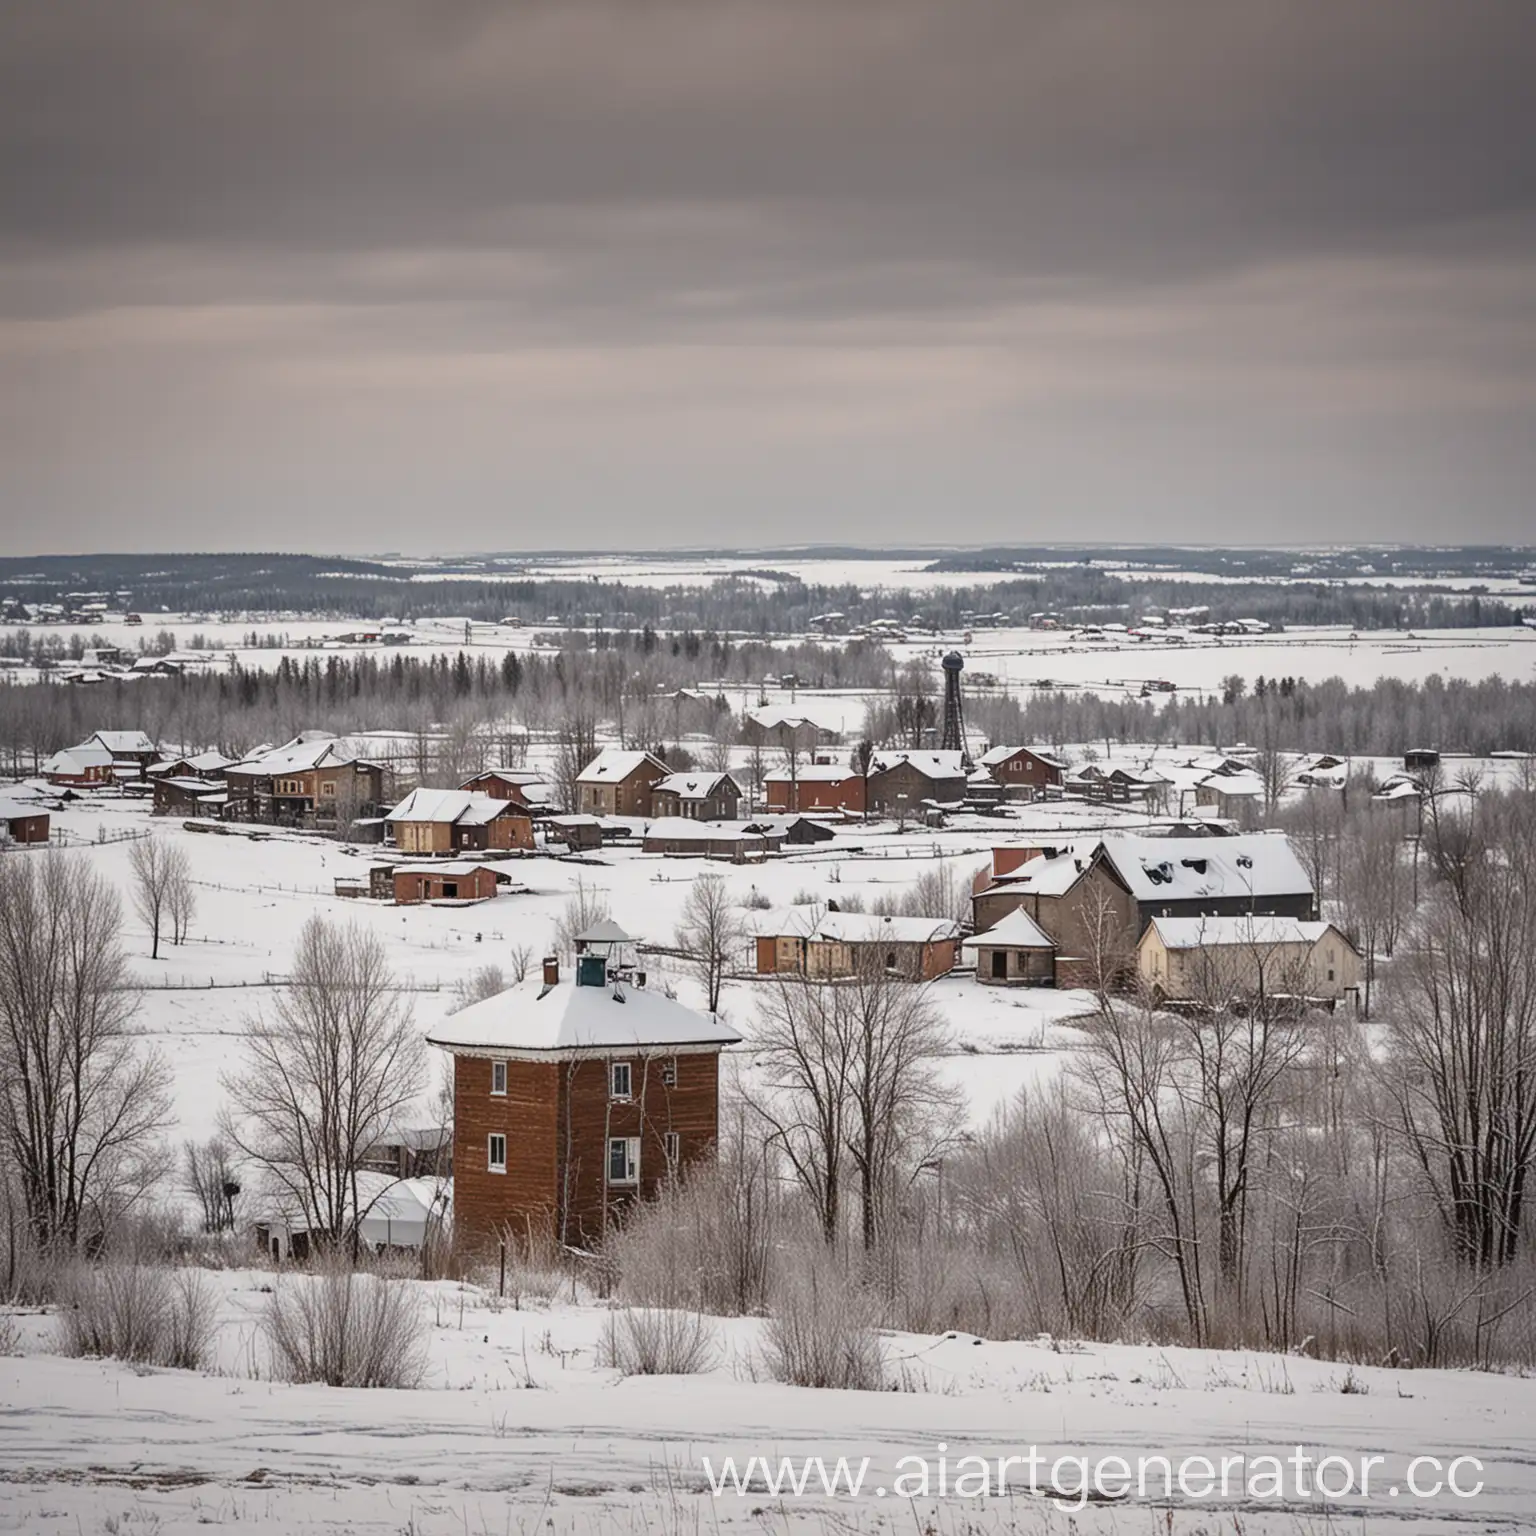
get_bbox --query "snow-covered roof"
[43,745,113,773]
[654,771,738,800]
[392,860,494,878]
[576,919,634,945]
[763,763,858,783]
[385,787,519,826]
[576,748,664,784]
[88,730,155,754]
[229,735,361,775]
[1201,770,1264,799]
[962,908,1055,950]
[979,744,1066,768]
[989,846,1093,897]
[868,750,966,779]
[1145,916,1341,951]
[814,912,961,946]
[1099,833,1312,904]
[644,817,766,842]
[426,976,742,1056]
[0,797,44,821]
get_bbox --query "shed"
[392,862,500,904]
[962,907,1057,987]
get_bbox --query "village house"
[649,770,742,821]
[426,931,741,1250]
[962,907,1057,986]
[1194,769,1266,824]
[753,908,960,981]
[543,814,603,852]
[459,768,555,813]
[391,861,501,904]
[1137,916,1362,1007]
[385,787,534,855]
[865,750,967,818]
[151,775,227,818]
[970,831,1316,990]
[147,751,233,782]
[642,817,777,861]
[41,743,116,786]
[0,797,50,844]
[763,761,867,815]
[81,730,161,777]
[575,748,669,817]
[978,744,1067,798]
[223,735,386,829]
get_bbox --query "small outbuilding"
[392,861,500,905]
[962,907,1057,987]
[0,798,50,844]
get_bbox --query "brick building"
[763,762,867,815]
[575,749,669,817]
[977,745,1066,798]
[427,938,741,1250]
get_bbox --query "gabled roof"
[653,771,739,800]
[986,845,1095,898]
[385,787,520,826]
[962,907,1055,950]
[1098,832,1312,904]
[43,745,114,773]
[979,744,1066,768]
[576,748,666,784]
[228,735,363,776]
[426,977,742,1056]
[868,750,966,779]
[88,730,156,754]
[644,816,766,843]
[1145,916,1343,951]
[576,919,634,945]
[392,860,495,877]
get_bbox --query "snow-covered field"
[5,782,1536,1533]
[4,1288,1532,1535]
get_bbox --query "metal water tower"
[940,650,969,762]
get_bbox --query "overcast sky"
[2,2,1534,556]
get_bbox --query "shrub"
[599,1307,716,1375]
[0,1312,19,1356]
[763,1248,885,1390]
[264,1262,428,1388]
[57,1263,218,1371]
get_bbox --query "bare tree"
[507,943,535,984]
[675,874,743,1014]
[0,854,171,1251]
[450,964,506,1012]
[129,836,190,960]
[184,1136,241,1234]
[221,918,427,1259]
[753,964,953,1250]
[553,877,610,960]
[166,854,196,947]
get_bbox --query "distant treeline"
[1,642,1532,773]
[0,551,1528,634]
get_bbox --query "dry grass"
[263,1259,427,1388]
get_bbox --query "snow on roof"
[814,912,961,946]
[88,730,155,754]
[1202,771,1264,798]
[229,736,359,775]
[1099,832,1312,904]
[989,846,1094,897]
[426,976,742,1055]
[575,919,634,945]
[654,771,737,799]
[43,746,113,772]
[0,797,43,821]
[1146,916,1339,950]
[868,750,966,779]
[644,817,766,842]
[979,744,1066,768]
[576,748,663,783]
[962,908,1055,950]
[392,860,494,878]
[385,787,519,826]
[741,904,820,939]
[762,763,858,783]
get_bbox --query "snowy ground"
[4,1278,1535,1535]
[6,779,1536,1533]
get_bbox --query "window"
[487,1134,507,1173]
[665,1131,681,1168]
[610,1061,632,1099]
[491,1060,507,1096]
[660,1058,678,1088]
[608,1136,640,1185]
[320,780,336,798]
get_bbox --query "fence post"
[498,1240,506,1299]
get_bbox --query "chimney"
[542,955,559,987]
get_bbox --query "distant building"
[763,762,866,815]
[962,908,1057,987]
[223,736,386,829]
[386,788,534,855]
[1137,916,1361,1007]
[754,909,960,982]
[865,750,967,817]
[575,749,669,818]
[978,745,1066,798]
[650,771,742,822]
[642,818,776,861]
[0,798,50,845]
[392,861,501,904]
